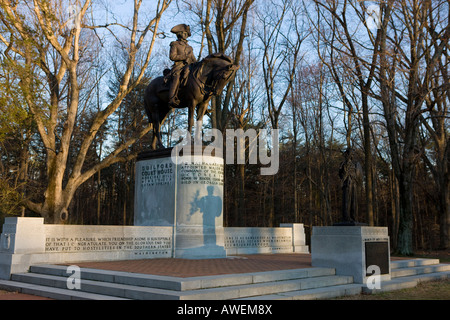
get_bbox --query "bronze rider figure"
[167,24,197,108]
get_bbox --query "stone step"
[239,259,450,300]
[3,258,448,300]
[363,270,450,294]
[390,258,441,269]
[269,270,450,299]
[9,271,353,300]
[240,283,363,300]
[180,275,354,300]
[29,265,336,291]
[11,273,181,300]
[391,264,450,278]
[0,279,128,300]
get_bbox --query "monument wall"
[0,218,172,279]
[0,218,308,279]
[225,224,308,255]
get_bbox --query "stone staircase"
[246,258,450,300]
[0,258,448,300]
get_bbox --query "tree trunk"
[397,171,414,255]
[361,95,374,226]
[237,163,246,227]
[438,174,450,249]
[390,169,400,249]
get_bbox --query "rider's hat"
[170,24,191,37]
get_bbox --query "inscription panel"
[44,225,173,257]
[365,241,390,275]
[140,162,174,188]
[45,236,172,253]
[224,228,292,249]
[139,162,224,188]
[224,235,292,248]
[179,162,224,186]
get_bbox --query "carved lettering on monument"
[179,162,224,185]
[139,162,224,188]
[141,163,174,188]
[45,236,172,253]
[224,235,292,249]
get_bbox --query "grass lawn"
[336,279,450,300]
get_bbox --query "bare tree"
[419,0,449,250]
[378,0,449,253]
[309,0,399,226]
[257,1,308,130]
[181,0,255,130]
[0,0,171,223]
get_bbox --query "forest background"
[0,0,448,255]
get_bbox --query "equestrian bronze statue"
[144,24,239,149]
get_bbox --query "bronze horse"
[144,53,239,149]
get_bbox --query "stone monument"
[311,226,390,284]
[135,24,238,258]
[0,25,312,279]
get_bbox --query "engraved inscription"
[179,162,224,185]
[224,235,292,249]
[45,236,172,253]
[141,163,174,188]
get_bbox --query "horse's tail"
[143,85,153,123]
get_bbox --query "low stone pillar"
[0,217,46,279]
[1,217,45,254]
[134,147,226,259]
[311,226,390,284]
[280,223,309,253]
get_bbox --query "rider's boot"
[168,74,181,108]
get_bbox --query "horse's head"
[214,62,239,94]
[201,53,239,95]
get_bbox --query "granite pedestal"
[134,146,226,259]
[311,226,391,284]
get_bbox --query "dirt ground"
[0,290,52,300]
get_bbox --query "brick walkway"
[0,290,52,300]
[0,253,312,300]
[70,253,313,277]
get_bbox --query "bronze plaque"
[365,241,389,275]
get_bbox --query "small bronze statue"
[336,148,364,225]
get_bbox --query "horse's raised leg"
[197,102,208,123]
